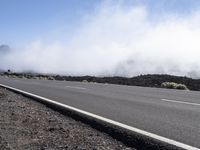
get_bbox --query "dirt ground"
[0,87,135,150]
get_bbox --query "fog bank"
[1,2,200,78]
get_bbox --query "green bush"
[161,82,188,90]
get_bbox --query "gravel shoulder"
[0,87,135,150]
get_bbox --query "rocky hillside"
[2,72,200,91]
[53,74,200,91]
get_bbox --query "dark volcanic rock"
[52,74,200,91]
[4,72,200,91]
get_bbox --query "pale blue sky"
[0,0,100,47]
[1,0,200,48]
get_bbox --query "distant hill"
[52,74,200,91]
[4,72,200,91]
[0,45,10,53]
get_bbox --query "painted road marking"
[0,84,199,150]
[161,99,200,106]
[65,86,86,90]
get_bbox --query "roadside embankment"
[0,88,134,150]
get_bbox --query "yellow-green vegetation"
[161,82,188,90]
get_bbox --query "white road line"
[161,99,200,106]
[65,86,86,90]
[0,84,199,150]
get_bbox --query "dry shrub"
[161,82,188,90]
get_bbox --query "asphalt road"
[0,76,199,148]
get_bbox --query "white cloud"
[1,2,200,77]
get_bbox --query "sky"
[1,0,200,78]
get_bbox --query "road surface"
[0,76,199,148]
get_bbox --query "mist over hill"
[1,2,200,78]
[0,45,11,72]
[0,45,10,53]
